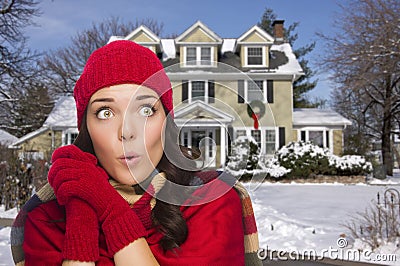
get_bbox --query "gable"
[176,21,222,44]
[175,100,234,123]
[182,27,216,43]
[127,31,155,43]
[237,26,274,44]
[180,106,220,120]
[125,25,160,44]
[241,31,270,43]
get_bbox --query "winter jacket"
[11,170,262,266]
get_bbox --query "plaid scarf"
[10,170,261,265]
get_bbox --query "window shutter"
[279,127,286,148]
[208,80,215,103]
[238,80,245,103]
[267,80,274,103]
[301,130,306,141]
[227,126,234,156]
[325,131,330,148]
[182,80,188,103]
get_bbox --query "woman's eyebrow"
[136,95,158,101]
[90,98,114,105]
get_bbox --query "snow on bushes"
[226,139,372,181]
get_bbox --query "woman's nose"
[118,120,136,141]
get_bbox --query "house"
[9,96,77,160]
[11,20,352,167]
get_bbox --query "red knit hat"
[73,40,173,129]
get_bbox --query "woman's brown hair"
[73,108,199,251]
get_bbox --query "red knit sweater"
[23,179,245,265]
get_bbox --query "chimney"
[272,20,285,43]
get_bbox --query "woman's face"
[86,84,166,185]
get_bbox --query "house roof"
[160,39,176,61]
[221,39,237,54]
[105,22,303,78]
[9,126,50,148]
[0,129,18,145]
[269,43,303,74]
[43,96,77,129]
[293,108,352,127]
[107,36,124,44]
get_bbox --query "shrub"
[226,140,372,181]
[343,189,400,251]
[226,136,260,181]
[0,146,50,210]
[276,141,372,179]
[276,141,334,178]
[329,155,373,176]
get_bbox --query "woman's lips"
[118,153,141,166]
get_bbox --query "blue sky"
[26,0,347,102]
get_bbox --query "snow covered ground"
[0,180,399,265]
[245,181,400,265]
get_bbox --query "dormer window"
[245,46,266,67]
[184,46,213,66]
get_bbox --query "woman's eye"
[97,109,114,119]
[139,106,154,117]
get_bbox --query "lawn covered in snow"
[0,181,399,265]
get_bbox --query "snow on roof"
[293,108,352,127]
[9,126,49,148]
[270,43,303,74]
[107,36,124,44]
[221,39,236,54]
[160,39,176,61]
[43,96,77,129]
[0,129,18,145]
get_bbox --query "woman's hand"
[48,145,148,256]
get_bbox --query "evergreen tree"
[258,8,318,108]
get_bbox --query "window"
[183,80,214,103]
[251,130,261,148]
[186,47,197,65]
[185,46,213,66]
[235,130,247,139]
[247,47,263,66]
[247,80,264,102]
[265,130,276,154]
[235,128,277,154]
[201,47,212,65]
[19,151,44,160]
[191,81,206,102]
[237,80,270,103]
[309,131,324,147]
[183,131,189,147]
[63,130,78,145]
[300,129,331,149]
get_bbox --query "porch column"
[220,125,226,166]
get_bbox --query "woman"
[11,40,261,265]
